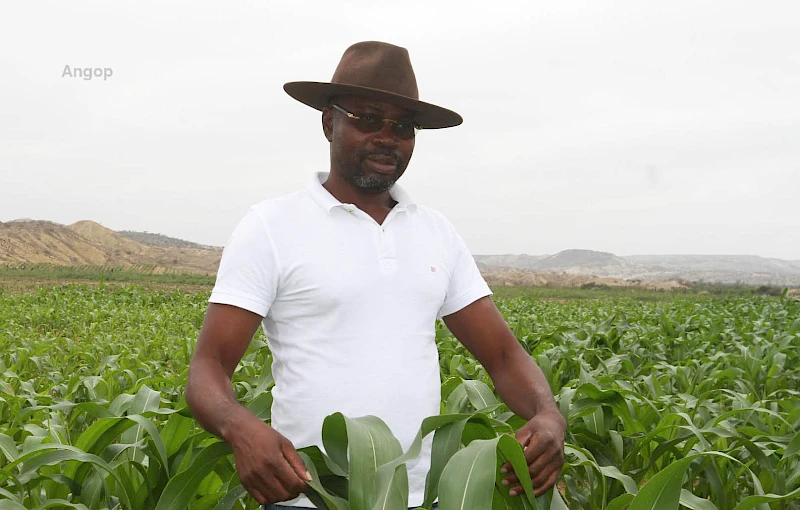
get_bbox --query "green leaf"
[299,451,349,510]
[0,432,18,462]
[462,380,499,411]
[245,391,273,421]
[33,499,91,509]
[161,412,196,458]
[423,419,469,507]
[154,440,232,510]
[320,413,408,510]
[496,435,536,505]
[607,493,634,510]
[598,464,637,495]
[128,414,171,476]
[785,431,800,458]
[1,443,132,508]
[0,501,28,510]
[212,484,249,510]
[628,457,693,510]
[548,490,569,510]
[130,384,162,414]
[679,489,719,510]
[438,437,499,510]
[731,486,800,510]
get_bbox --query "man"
[185,41,566,509]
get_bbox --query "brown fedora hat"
[284,41,463,129]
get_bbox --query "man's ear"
[322,108,333,142]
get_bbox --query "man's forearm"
[186,357,259,443]
[488,345,562,422]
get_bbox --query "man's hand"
[501,410,566,498]
[442,298,567,498]
[187,303,312,505]
[228,410,312,506]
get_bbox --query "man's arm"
[442,296,566,498]
[186,303,261,439]
[186,303,311,506]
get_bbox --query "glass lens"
[347,110,416,140]
[353,114,383,133]
[391,121,415,139]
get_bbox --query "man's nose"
[373,120,399,145]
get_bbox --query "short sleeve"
[208,207,280,317]
[437,227,492,319]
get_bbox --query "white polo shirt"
[209,172,492,507]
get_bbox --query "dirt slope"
[0,220,221,274]
[480,268,686,290]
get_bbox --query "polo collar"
[307,172,417,214]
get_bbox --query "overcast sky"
[2,1,798,259]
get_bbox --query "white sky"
[1,1,799,259]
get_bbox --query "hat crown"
[283,40,462,128]
[330,41,419,100]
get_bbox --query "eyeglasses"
[330,104,420,140]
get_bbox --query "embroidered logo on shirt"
[430,266,437,273]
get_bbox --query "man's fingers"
[240,468,275,504]
[245,473,292,505]
[504,445,563,496]
[529,446,560,476]
[515,427,533,447]
[531,461,559,490]
[502,428,539,476]
[507,484,523,496]
[269,456,306,496]
[503,454,556,492]
[501,436,551,485]
[508,468,559,498]
[502,473,519,486]
[282,442,313,483]
[246,486,268,506]
[522,434,552,464]
[533,469,560,497]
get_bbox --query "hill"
[534,249,630,272]
[0,220,221,275]
[118,230,213,250]
[475,254,548,271]
[4,219,798,288]
[475,250,800,287]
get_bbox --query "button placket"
[378,223,396,260]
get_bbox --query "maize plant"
[0,285,798,509]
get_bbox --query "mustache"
[360,148,400,161]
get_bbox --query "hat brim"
[283,81,463,129]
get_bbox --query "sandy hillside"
[480,268,686,290]
[0,220,221,274]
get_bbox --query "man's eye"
[361,114,381,123]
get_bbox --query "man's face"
[323,96,416,194]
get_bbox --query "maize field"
[0,285,798,509]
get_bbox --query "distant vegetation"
[2,263,794,301]
[489,282,792,301]
[0,263,216,287]
[118,230,215,250]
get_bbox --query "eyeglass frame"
[329,103,422,139]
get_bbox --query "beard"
[337,147,408,194]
